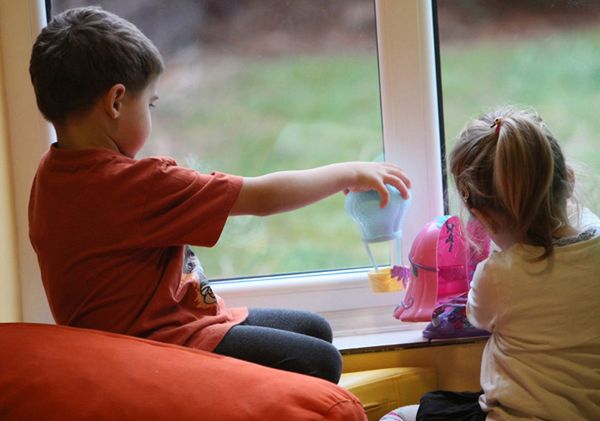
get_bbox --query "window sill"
[212,268,410,337]
[213,270,489,353]
[335,328,489,355]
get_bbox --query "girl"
[387,107,600,420]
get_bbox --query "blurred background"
[52,0,600,279]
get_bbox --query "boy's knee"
[311,342,342,383]
[304,312,334,343]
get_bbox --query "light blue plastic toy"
[345,184,411,292]
[344,184,411,243]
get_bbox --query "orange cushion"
[0,323,365,421]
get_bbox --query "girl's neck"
[488,231,516,251]
[492,225,580,252]
[553,225,580,240]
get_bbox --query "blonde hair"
[449,107,572,259]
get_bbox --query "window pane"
[51,0,385,279]
[437,1,600,214]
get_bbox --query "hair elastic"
[491,118,502,136]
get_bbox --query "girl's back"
[469,225,600,419]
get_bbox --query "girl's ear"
[103,83,126,119]
[566,166,576,197]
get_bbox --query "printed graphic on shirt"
[180,246,217,309]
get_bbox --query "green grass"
[149,27,600,279]
[441,28,600,211]
[152,54,388,278]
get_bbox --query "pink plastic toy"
[394,215,485,322]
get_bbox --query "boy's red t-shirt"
[28,145,247,351]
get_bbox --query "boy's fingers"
[398,171,412,189]
[376,184,390,208]
[387,167,411,189]
[384,175,411,200]
[380,164,412,192]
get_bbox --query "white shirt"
[467,224,600,420]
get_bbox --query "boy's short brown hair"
[30,6,164,123]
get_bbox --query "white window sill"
[334,326,427,351]
[212,269,489,353]
[334,327,489,354]
[212,268,411,338]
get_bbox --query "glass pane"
[51,0,385,279]
[437,1,600,214]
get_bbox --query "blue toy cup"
[345,185,411,243]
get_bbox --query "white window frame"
[217,0,444,338]
[4,0,444,339]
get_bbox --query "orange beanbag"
[0,323,366,421]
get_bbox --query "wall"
[0,47,21,322]
[0,0,52,323]
[343,340,485,391]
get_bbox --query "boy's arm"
[230,162,411,217]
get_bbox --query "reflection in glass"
[52,1,385,279]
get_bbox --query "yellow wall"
[0,46,22,322]
[0,1,51,323]
[343,340,485,391]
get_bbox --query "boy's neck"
[53,106,121,154]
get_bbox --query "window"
[51,0,393,280]
[12,0,598,334]
[11,0,442,334]
[436,0,600,215]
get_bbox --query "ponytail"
[451,107,571,259]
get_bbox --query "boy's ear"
[103,84,127,119]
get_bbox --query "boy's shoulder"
[43,144,177,169]
[38,145,189,186]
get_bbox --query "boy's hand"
[344,162,411,208]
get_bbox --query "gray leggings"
[213,308,342,383]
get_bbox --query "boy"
[29,7,411,383]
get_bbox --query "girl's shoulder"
[554,226,600,247]
[487,225,600,268]
[556,205,600,248]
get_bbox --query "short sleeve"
[467,257,499,332]
[131,158,243,248]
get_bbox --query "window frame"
[215,0,444,337]
[5,0,444,338]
